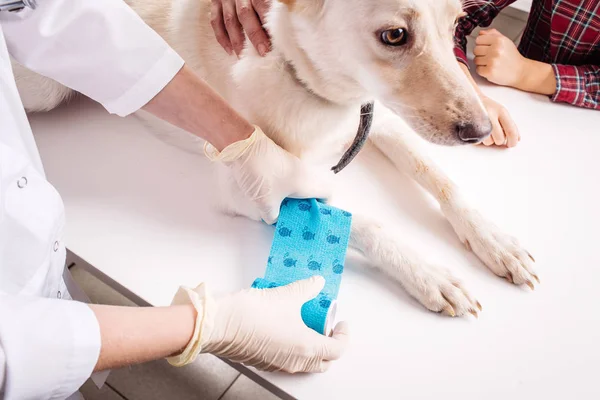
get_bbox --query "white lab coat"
[0,1,184,399]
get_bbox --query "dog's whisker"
[383,100,419,112]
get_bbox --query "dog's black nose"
[455,122,492,144]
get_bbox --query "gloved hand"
[205,126,332,224]
[167,276,349,373]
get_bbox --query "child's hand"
[474,29,527,88]
[480,94,520,147]
[456,62,520,148]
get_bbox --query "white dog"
[13,0,538,317]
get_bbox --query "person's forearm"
[90,304,196,371]
[143,64,254,151]
[516,59,556,96]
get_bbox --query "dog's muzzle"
[331,102,374,174]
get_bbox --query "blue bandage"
[251,198,352,335]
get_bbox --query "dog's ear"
[277,0,324,15]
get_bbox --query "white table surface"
[510,0,533,13]
[31,79,600,399]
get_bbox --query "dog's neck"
[269,6,370,107]
[281,60,330,103]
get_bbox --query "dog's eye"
[380,28,408,46]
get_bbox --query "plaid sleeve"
[454,0,518,66]
[552,64,600,110]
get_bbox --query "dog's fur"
[13,0,538,316]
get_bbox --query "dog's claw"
[476,301,483,311]
[532,274,540,284]
[527,251,536,263]
[526,280,535,290]
[443,306,456,317]
[469,309,479,318]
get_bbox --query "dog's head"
[274,0,492,146]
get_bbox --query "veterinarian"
[0,1,348,399]
[454,0,599,148]
[215,0,599,150]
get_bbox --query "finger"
[474,55,488,66]
[237,0,271,55]
[288,165,334,202]
[498,108,520,148]
[475,34,496,45]
[300,276,326,301]
[317,361,332,373]
[473,45,489,57]
[222,0,246,56]
[490,117,506,146]
[482,135,494,146]
[320,321,350,361]
[301,360,333,373]
[210,1,234,55]
[476,65,491,78]
[487,29,509,41]
[479,28,499,36]
[273,276,326,302]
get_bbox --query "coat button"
[57,291,62,299]
[53,241,59,252]
[17,177,28,188]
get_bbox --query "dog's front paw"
[444,206,539,289]
[404,263,481,318]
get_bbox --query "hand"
[456,62,520,147]
[480,94,520,147]
[205,126,332,224]
[210,0,272,57]
[474,29,528,88]
[170,277,350,373]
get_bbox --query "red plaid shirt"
[455,0,600,110]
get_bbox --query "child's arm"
[454,1,521,147]
[473,29,600,110]
[458,62,520,147]
[473,29,555,94]
[454,0,518,68]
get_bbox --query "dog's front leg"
[350,215,481,317]
[370,107,538,288]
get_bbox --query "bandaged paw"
[203,125,333,225]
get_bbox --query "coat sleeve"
[0,0,184,117]
[0,295,101,400]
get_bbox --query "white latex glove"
[205,126,332,224]
[167,276,349,373]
